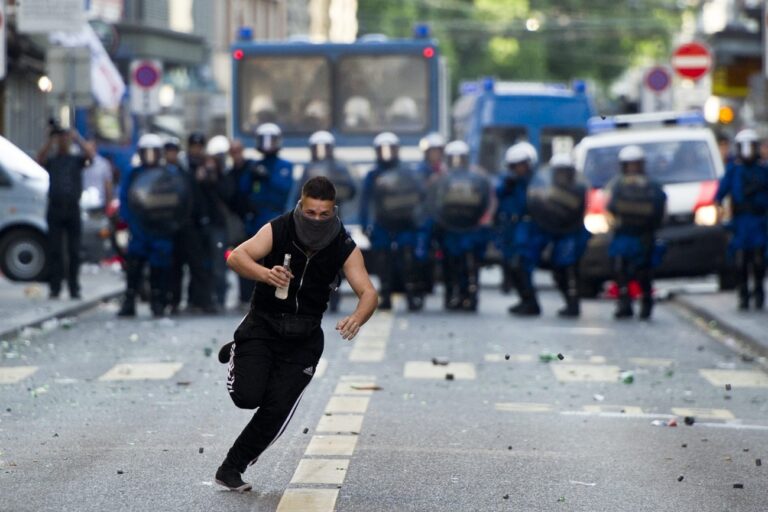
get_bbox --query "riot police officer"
[415,133,447,297]
[236,123,295,302]
[430,140,491,311]
[201,135,232,308]
[526,154,591,317]
[360,132,425,311]
[607,145,667,320]
[715,129,768,310]
[118,134,189,317]
[496,143,540,315]
[297,130,357,311]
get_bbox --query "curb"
[671,293,768,363]
[0,288,123,341]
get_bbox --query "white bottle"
[275,253,292,300]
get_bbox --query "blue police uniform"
[239,155,294,237]
[360,161,423,310]
[715,159,768,308]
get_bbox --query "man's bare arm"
[336,248,378,340]
[226,224,293,288]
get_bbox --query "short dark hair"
[302,176,336,201]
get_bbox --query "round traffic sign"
[133,62,160,89]
[671,42,711,81]
[645,66,671,93]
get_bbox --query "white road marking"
[316,414,364,433]
[495,402,553,413]
[349,313,393,363]
[324,396,370,414]
[404,361,476,380]
[290,458,350,485]
[0,366,38,384]
[305,435,358,456]
[276,489,339,512]
[98,362,183,381]
[671,407,735,420]
[550,364,621,383]
[629,357,674,367]
[582,405,644,415]
[699,369,768,388]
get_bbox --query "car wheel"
[0,229,48,282]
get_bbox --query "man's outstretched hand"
[336,315,361,340]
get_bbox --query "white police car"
[573,111,730,295]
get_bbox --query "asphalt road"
[1,288,767,512]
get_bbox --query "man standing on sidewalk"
[215,176,378,492]
[36,125,96,299]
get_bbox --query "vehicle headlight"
[694,205,719,226]
[584,213,610,234]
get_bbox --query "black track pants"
[223,315,323,472]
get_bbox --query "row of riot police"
[495,141,667,320]
[715,129,768,311]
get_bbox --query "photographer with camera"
[36,122,96,299]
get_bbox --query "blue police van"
[452,79,595,173]
[229,30,449,244]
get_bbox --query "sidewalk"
[0,263,124,340]
[673,290,768,359]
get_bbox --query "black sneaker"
[215,464,251,492]
[218,341,234,364]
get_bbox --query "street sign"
[18,0,85,33]
[130,60,162,115]
[644,66,671,93]
[46,46,93,107]
[0,0,6,80]
[671,42,712,81]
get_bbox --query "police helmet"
[188,132,206,147]
[734,128,760,162]
[517,142,539,167]
[618,145,645,175]
[206,135,231,157]
[445,140,470,170]
[163,136,181,152]
[504,145,531,166]
[256,123,282,155]
[137,133,164,167]
[309,130,335,161]
[373,131,400,163]
[420,132,445,152]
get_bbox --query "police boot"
[117,258,142,318]
[639,297,653,320]
[738,286,750,311]
[501,263,514,295]
[736,250,750,310]
[753,251,765,310]
[149,267,168,318]
[509,268,540,316]
[403,250,424,312]
[614,289,633,319]
[376,251,393,310]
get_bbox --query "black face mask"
[292,202,341,251]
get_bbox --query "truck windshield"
[337,55,429,134]
[583,140,717,188]
[237,56,332,133]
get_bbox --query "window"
[337,55,428,133]
[583,140,717,188]
[540,127,586,164]
[478,126,528,173]
[237,56,331,133]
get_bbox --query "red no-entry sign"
[671,42,711,81]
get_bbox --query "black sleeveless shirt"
[249,212,356,318]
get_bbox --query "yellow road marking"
[316,414,364,433]
[0,366,38,384]
[305,435,358,456]
[290,459,350,485]
[276,489,339,512]
[98,362,183,381]
[699,369,768,388]
[495,402,553,413]
[324,396,370,414]
[671,407,735,420]
[404,361,476,380]
[550,364,620,382]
